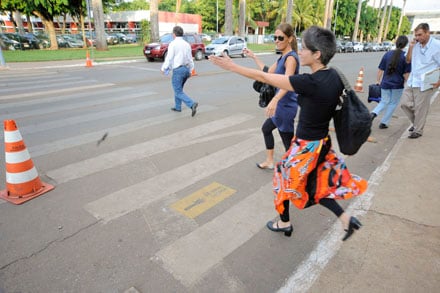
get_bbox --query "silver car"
[205,36,247,58]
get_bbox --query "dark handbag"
[252,66,276,108]
[332,67,372,155]
[367,83,381,103]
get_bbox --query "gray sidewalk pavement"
[309,94,440,292]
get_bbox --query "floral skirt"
[272,136,368,214]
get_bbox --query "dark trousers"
[262,118,293,151]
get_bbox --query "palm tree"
[150,0,159,42]
[225,0,233,35]
[239,0,246,36]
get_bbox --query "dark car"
[343,41,354,53]
[336,40,343,53]
[23,33,46,49]
[0,33,21,50]
[143,33,205,62]
[4,33,31,50]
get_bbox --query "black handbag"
[252,66,276,108]
[367,83,381,103]
[332,67,372,156]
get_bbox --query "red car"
[143,33,205,62]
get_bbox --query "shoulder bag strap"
[331,66,352,91]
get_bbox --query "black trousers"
[261,118,293,151]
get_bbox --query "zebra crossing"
[0,66,298,291]
[0,63,373,292]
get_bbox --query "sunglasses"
[273,35,285,41]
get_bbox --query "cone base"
[0,182,55,205]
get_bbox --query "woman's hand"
[243,48,255,59]
[265,98,278,117]
[208,53,234,71]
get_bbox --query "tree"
[224,0,233,35]
[150,0,159,42]
[238,0,245,36]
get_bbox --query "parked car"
[200,33,212,42]
[204,36,246,58]
[3,33,31,50]
[106,33,119,45]
[353,42,364,52]
[114,33,134,44]
[343,41,354,53]
[143,33,205,62]
[336,40,343,53]
[263,34,275,43]
[61,35,84,48]
[381,41,393,51]
[371,42,381,52]
[23,33,46,49]
[0,33,21,50]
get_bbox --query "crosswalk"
[0,66,294,290]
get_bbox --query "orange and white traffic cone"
[354,67,364,92]
[191,68,197,77]
[0,120,54,204]
[85,50,93,68]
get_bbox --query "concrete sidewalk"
[309,94,440,292]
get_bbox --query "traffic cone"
[354,67,364,92]
[85,50,93,68]
[191,68,197,76]
[0,120,54,204]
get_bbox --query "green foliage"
[111,0,149,11]
[140,19,150,43]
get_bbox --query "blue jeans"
[372,88,403,125]
[171,66,195,111]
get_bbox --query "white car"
[353,42,364,52]
[204,36,247,58]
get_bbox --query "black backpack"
[332,67,372,155]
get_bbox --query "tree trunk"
[33,11,58,50]
[14,11,25,34]
[286,0,293,24]
[352,0,362,41]
[238,0,245,37]
[225,0,233,35]
[383,0,394,40]
[377,0,388,43]
[397,0,407,36]
[150,0,159,42]
[92,0,108,50]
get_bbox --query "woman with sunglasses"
[210,26,367,241]
[244,23,300,170]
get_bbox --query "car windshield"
[160,34,173,43]
[212,37,228,44]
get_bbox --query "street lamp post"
[216,0,219,36]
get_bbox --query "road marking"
[171,182,236,219]
[49,113,253,184]
[0,83,115,100]
[28,105,218,157]
[18,93,162,134]
[154,182,275,287]
[84,134,262,223]
[2,91,157,122]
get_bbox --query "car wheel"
[147,57,154,62]
[223,50,229,57]
[8,45,16,51]
[194,50,204,61]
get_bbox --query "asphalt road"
[0,52,412,293]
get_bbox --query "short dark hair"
[415,23,430,32]
[302,26,336,65]
[173,26,184,37]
